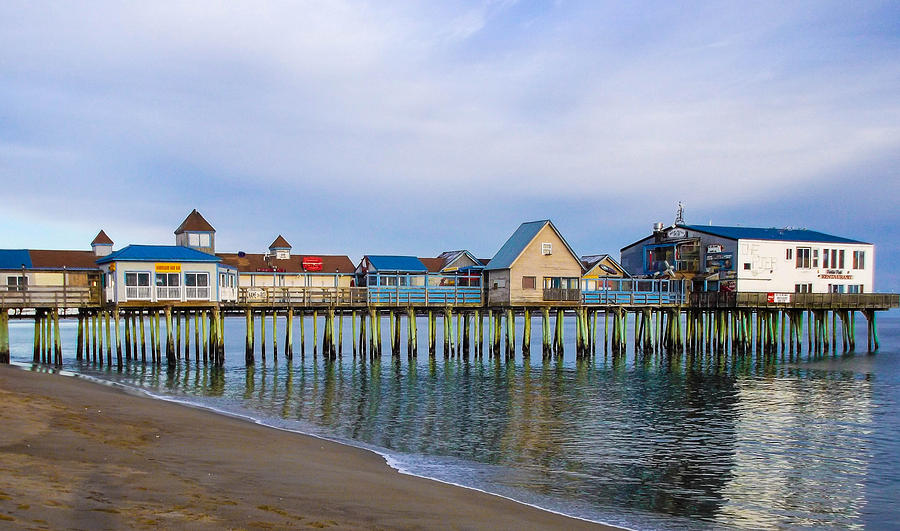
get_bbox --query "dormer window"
[188,233,211,248]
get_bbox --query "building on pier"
[97,245,238,304]
[0,230,111,303]
[580,254,629,292]
[175,209,216,254]
[620,223,874,294]
[484,220,584,305]
[355,255,429,287]
[420,250,486,286]
[217,235,355,289]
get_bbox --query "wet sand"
[0,365,614,530]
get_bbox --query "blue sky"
[2,1,899,289]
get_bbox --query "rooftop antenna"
[675,201,685,226]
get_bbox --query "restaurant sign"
[666,228,687,239]
[155,263,181,273]
[767,293,791,303]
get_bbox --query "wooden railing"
[691,292,900,309]
[543,288,581,302]
[0,286,100,308]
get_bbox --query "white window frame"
[541,242,552,255]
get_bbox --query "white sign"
[667,228,687,239]
[707,244,723,253]
[767,293,791,303]
[247,288,266,301]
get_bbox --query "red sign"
[302,256,323,272]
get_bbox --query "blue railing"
[364,273,483,306]
[582,279,685,305]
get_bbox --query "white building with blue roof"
[620,224,874,294]
[97,245,238,304]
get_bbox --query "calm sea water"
[7,310,900,530]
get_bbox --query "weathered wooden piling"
[288,308,295,359]
[165,307,176,365]
[201,310,208,363]
[184,311,190,361]
[115,309,122,368]
[336,310,342,357]
[272,310,278,361]
[352,310,357,358]
[522,308,531,358]
[313,310,319,358]
[76,312,84,361]
[245,309,254,365]
[443,308,452,358]
[0,309,9,364]
[409,307,418,358]
[104,310,111,366]
[260,310,267,361]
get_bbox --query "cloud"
[1,1,898,289]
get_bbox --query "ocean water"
[6,309,900,530]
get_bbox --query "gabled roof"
[217,253,355,274]
[420,250,481,273]
[484,220,583,271]
[91,230,113,245]
[419,258,445,273]
[174,209,215,234]
[581,254,628,277]
[97,245,221,264]
[364,255,428,273]
[269,235,291,249]
[0,249,32,269]
[680,224,868,244]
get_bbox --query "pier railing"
[691,291,900,310]
[0,286,100,308]
[582,279,685,306]
[367,285,482,306]
[237,287,368,306]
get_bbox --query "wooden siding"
[500,224,583,305]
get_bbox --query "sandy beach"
[0,365,613,530]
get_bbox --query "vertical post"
[33,311,41,363]
[194,311,200,362]
[428,310,435,357]
[104,310,112,366]
[522,308,531,358]
[139,310,147,363]
[352,310,357,358]
[76,312,84,361]
[165,307,175,365]
[245,308,254,365]
[443,308,451,358]
[201,310,208,363]
[272,310,278,361]
[184,311,190,361]
[115,308,122,369]
[462,310,469,359]
[337,310,342,358]
[313,310,318,358]
[261,310,267,361]
[288,308,295,360]
[541,307,550,358]
[0,309,9,364]
[176,310,181,358]
[301,309,307,358]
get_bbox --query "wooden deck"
[691,292,900,310]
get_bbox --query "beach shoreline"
[0,364,617,530]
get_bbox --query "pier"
[1,281,896,368]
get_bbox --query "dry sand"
[0,365,615,530]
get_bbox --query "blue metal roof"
[365,255,428,273]
[0,249,32,269]
[680,225,867,244]
[97,245,221,264]
[485,220,583,271]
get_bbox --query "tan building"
[581,254,629,291]
[218,235,355,288]
[484,220,584,305]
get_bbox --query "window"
[156,273,180,287]
[185,273,209,287]
[812,249,819,268]
[275,249,289,260]
[794,283,812,293]
[743,263,751,270]
[522,276,536,289]
[839,250,845,269]
[541,242,552,255]
[795,247,811,268]
[848,284,864,294]
[188,233,211,248]
[823,249,830,268]
[853,250,865,269]
[785,248,793,260]
[6,276,26,292]
[125,272,150,287]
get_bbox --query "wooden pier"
[1,284,897,368]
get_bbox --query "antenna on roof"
[675,201,685,226]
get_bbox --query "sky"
[2,1,899,290]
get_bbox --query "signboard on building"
[247,288,266,301]
[155,263,181,273]
[666,228,687,239]
[707,244,723,253]
[767,293,791,303]
[705,252,733,272]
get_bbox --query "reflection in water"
[8,314,896,530]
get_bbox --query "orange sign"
[155,263,181,273]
